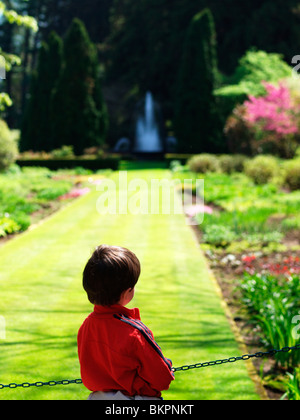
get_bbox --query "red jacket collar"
[93,304,140,320]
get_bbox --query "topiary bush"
[188,154,219,173]
[244,155,279,184]
[283,158,300,190]
[218,154,248,173]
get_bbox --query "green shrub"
[283,158,300,191]
[215,50,292,109]
[12,212,31,232]
[244,155,279,184]
[202,224,237,246]
[281,215,300,231]
[188,154,219,173]
[0,216,21,237]
[218,154,248,173]
[51,145,75,159]
[0,119,18,171]
[36,186,71,201]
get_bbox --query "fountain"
[134,92,163,154]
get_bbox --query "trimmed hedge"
[16,158,120,171]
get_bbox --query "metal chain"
[172,343,300,372]
[1,344,299,389]
[0,378,83,390]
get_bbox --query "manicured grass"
[0,168,260,400]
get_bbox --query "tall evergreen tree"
[174,8,222,153]
[20,71,39,151]
[50,18,108,155]
[20,31,63,151]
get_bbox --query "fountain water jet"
[134,92,163,153]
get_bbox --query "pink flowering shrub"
[225,80,300,157]
[243,81,300,157]
[245,82,298,135]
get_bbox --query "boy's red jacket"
[77,304,175,397]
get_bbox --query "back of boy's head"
[83,244,141,306]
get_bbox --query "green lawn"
[0,167,261,400]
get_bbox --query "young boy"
[77,244,175,400]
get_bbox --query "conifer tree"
[50,18,108,155]
[174,8,222,153]
[20,31,63,151]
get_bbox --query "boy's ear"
[119,287,135,306]
[122,287,132,298]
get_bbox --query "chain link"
[0,344,299,389]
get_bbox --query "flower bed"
[206,249,300,399]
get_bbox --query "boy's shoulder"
[113,313,153,338]
[114,312,173,370]
[114,313,162,351]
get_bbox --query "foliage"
[50,18,108,155]
[0,1,37,31]
[215,50,292,116]
[240,273,300,368]
[174,164,299,254]
[282,369,300,400]
[0,216,21,237]
[187,153,220,173]
[51,145,75,159]
[218,154,248,174]
[202,224,237,247]
[174,8,222,153]
[281,215,300,231]
[199,206,283,247]
[283,158,300,191]
[0,166,74,235]
[0,0,37,111]
[0,92,13,112]
[0,119,18,171]
[244,155,279,185]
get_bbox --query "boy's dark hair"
[83,245,141,306]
